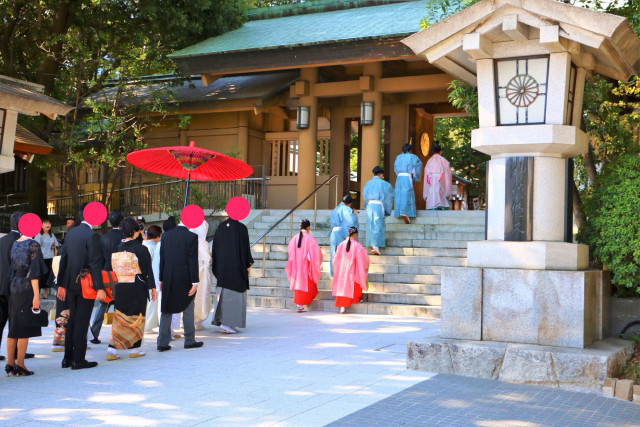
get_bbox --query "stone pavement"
[0,307,436,426]
[329,374,640,427]
[2,307,640,426]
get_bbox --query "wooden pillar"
[330,106,345,208]
[238,111,250,162]
[297,67,318,208]
[360,62,383,195]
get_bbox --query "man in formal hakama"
[394,143,423,224]
[190,221,214,330]
[363,166,394,255]
[286,219,322,312]
[329,194,358,276]
[331,227,369,314]
[212,218,254,334]
[423,144,452,210]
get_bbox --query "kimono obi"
[112,252,141,283]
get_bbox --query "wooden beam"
[201,73,221,86]
[295,80,309,96]
[315,80,360,97]
[502,15,528,41]
[463,33,492,59]
[359,75,374,92]
[377,74,452,93]
[253,105,290,120]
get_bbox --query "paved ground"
[1,307,639,426]
[0,307,437,426]
[329,374,640,427]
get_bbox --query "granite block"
[406,339,453,373]
[448,340,506,380]
[440,267,482,340]
[482,268,540,343]
[633,385,640,403]
[603,377,616,398]
[615,379,633,400]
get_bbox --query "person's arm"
[87,233,104,290]
[188,233,199,296]
[31,278,39,309]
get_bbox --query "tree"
[0,0,248,216]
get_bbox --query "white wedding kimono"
[190,221,214,328]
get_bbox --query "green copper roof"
[169,1,426,58]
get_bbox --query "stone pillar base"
[467,241,589,271]
[406,338,633,395]
[441,267,609,348]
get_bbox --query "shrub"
[578,153,640,295]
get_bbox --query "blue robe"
[329,202,358,276]
[393,153,422,218]
[363,176,394,248]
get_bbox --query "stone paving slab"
[0,307,437,426]
[328,373,640,427]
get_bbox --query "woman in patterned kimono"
[106,217,156,360]
[285,219,322,312]
[331,226,370,314]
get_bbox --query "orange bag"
[79,270,116,303]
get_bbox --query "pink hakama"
[285,231,322,306]
[423,154,452,210]
[331,238,369,308]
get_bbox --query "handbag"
[79,270,115,303]
[18,307,49,328]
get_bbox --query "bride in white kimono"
[190,221,214,329]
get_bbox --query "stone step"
[251,259,443,275]
[251,255,466,267]
[249,234,481,247]
[252,221,485,233]
[251,244,468,258]
[249,267,440,285]
[248,277,441,295]
[246,295,441,318]
[247,287,441,306]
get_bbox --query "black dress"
[8,239,46,339]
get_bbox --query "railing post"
[313,192,317,230]
[290,214,293,238]
[262,235,266,278]
[335,175,339,206]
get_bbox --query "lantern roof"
[402,0,640,86]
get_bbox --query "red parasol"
[127,140,253,206]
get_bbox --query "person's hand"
[32,294,40,310]
[96,289,107,301]
[57,287,66,301]
[151,289,157,301]
[188,284,197,296]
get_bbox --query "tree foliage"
[0,1,248,216]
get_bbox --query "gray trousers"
[157,300,195,348]
[90,300,112,340]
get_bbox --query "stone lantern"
[402,0,640,390]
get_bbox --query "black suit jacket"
[101,228,124,271]
[159,225,198,313]
[58,223,104,292]
[0,231,20,296]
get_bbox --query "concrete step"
[248,277,441,295]
[251,259,443,275]
[252,221,485,233]
[246,295,441,318]
[249,268,440,285]
[251,255,466,268]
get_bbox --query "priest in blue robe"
[393,143,422,224]
[363,166,394,255]
[329,194,358,276]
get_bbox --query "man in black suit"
[0,211,25,361]
[89,210,124,344]
[57,203,105,370]
[157,219,202,351]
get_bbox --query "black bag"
[18,308,49,328]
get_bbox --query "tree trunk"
[27,166,47,218]
[572,181,585,231]
[582,150,598,186]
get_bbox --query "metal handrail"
[251,174,339,277]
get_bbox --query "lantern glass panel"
[496,56,549,125]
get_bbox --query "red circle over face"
[83,202,107,226]
[18,213,42,238]
[226,196,250,221]
[181,204,205,229]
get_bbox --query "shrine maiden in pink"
[331,227,369,314]
[285,219,322,312]
[423,144,452,210]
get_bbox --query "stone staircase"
[246,209,486,318]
